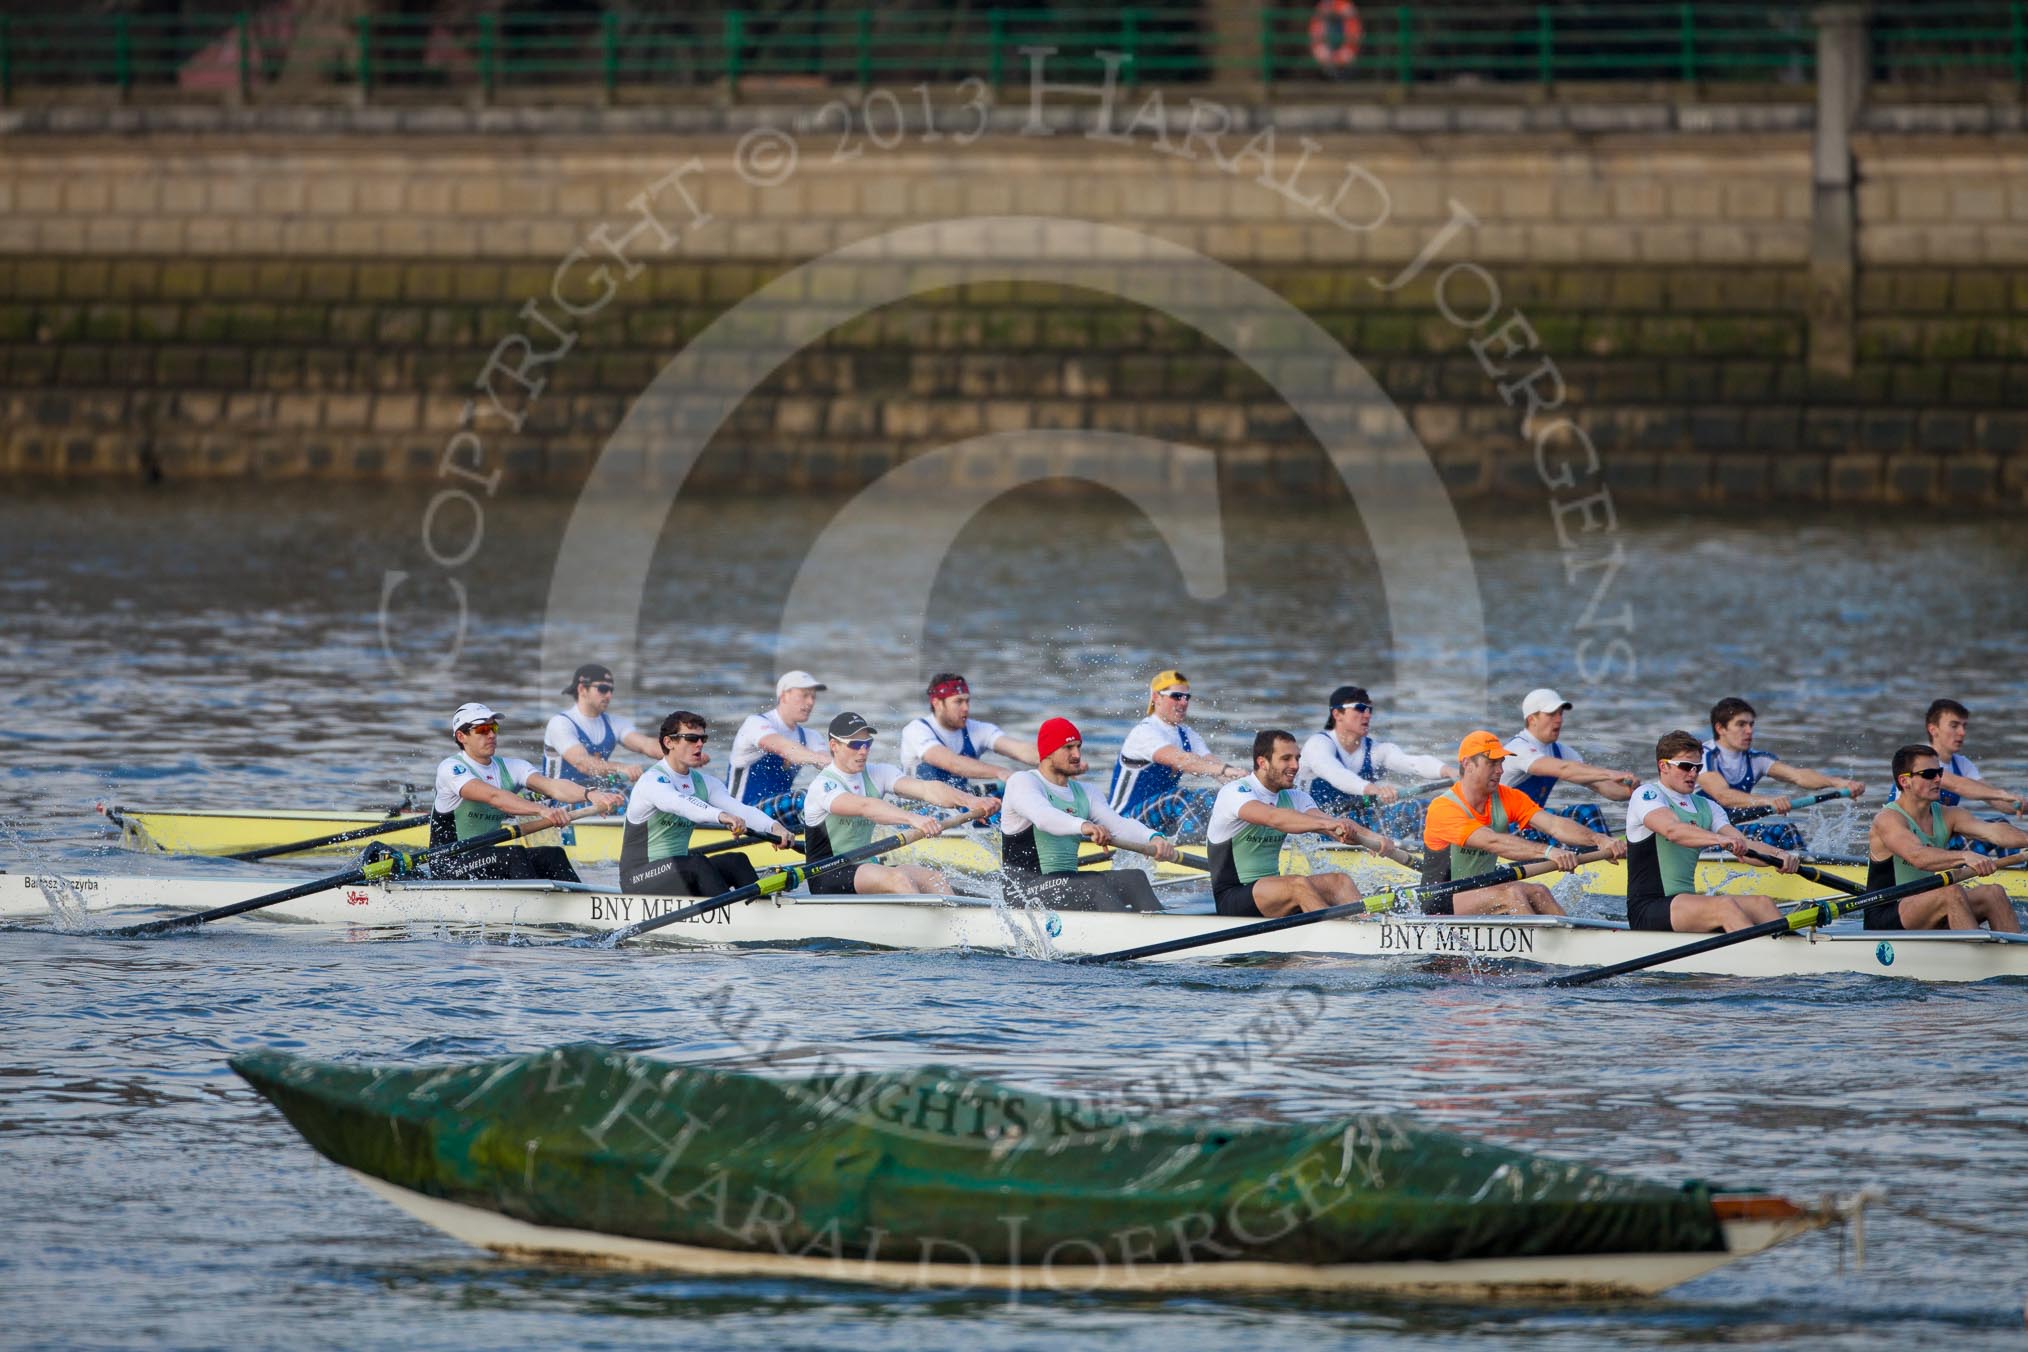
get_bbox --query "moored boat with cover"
[231,1044,1832,1298]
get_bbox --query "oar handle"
[594,803,996,946]
[1728,787,1851,825]
[1103,838,1213,871]
[693,830,803,859]
[1740,846,1866,896]
[1547,848,2028,987]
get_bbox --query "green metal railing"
[0,3,2017,105]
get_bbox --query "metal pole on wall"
[1809,4,1868,382]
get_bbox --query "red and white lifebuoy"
[1308,0,1363,71]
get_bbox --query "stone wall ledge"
[0,98,1847,141]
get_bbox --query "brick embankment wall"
[3,114,2027,503]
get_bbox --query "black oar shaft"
[1547,849,2028,987]
[692,831,803,859]
[110,806,602,938]
[226,814,429,862]
[1740,847,1866,897]
[588,803,995,947]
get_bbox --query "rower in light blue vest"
[1885,702,2025,860]
[898,672,1040,798]
[1500,688,1636,838]
[541,662,661,791]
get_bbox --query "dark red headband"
[928,677,968,702]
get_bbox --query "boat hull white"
[345,1170,1816,1298]
[11,871,2028,982]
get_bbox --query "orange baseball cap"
[1457,730,1509,762]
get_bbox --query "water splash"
[0,815,101,933]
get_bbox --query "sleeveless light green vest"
[1231,786,1298,884]
[1654,792,1715,898]
[1444,786,1509,881]
[451,754,519,841]
[1888,800,1950,884]
[1034,778,1094,874]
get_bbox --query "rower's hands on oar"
[962,792,1001,816]
[908,812,947,837]
[586,790,625,815]
[1149,837,1179,864]
[1956,853,1999,877]
[1545,846,1581,872]
[536,805,576,829]
[1325,819,1363,846]
[1369,783,1400,805]
[1080,821,1114,849]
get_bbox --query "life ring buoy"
[1308,0,1363,71]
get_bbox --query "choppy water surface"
[3,483,2027,1349]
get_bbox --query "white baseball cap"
[775,670,827,697]
[1522,688,1573,718]
[450,702,501,733]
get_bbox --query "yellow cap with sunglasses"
[1146,669,1190,714]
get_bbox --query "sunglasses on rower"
[1662,759,1702,774]
[1160,691,1193,702]
[1335,702,1374,714]
[843,738,875,751]
[460,721,498,736]
[587,682,614,694]
[1901,766,1945,781]
[669,732,707,744]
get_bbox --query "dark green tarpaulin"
[233,1044,1727,1267]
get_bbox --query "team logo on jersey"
[452,765,466,775]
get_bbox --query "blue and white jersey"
[1108,716,1208,814]
[542,707,636,787]
[900,715,1004,789]
[1500,729,1584,807]
[1699,740,1779,796]
[1889,750,1979,807]
[1298,732,1446,803]
[729,709,821,807]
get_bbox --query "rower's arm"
[1645,805,1731,850]
[1236,801,1338,836]
[458,779,557,817]
[558,742,642,783]
[1766,760,1863,795]
[758,732,831,767]
[1693,770,1772,811]
[920,744,1006,782]
[1377,744,1451,781]
[1088,798,1158,846]
[1003,777,1090,837]
[1876,809,1981,872]
[894,776,998,812]
[1531,810,1622,855]
[1941,773,2019,810]
[524,772,622,812]
[824,791,936,829]
[619,729,662,760]
[700,779,790,840]
[1302,744,1373,796]
[990,733,1041,767]
[1529,756,1635,799]
[1942,807,2028,851]
[1153,744,1241,780]
[1459,826,1556,865]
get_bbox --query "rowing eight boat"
[13,870,2026,982]
[102,804,2028,902]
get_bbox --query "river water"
[3,482,2026,1349]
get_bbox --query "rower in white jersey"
[727,670,833,826]
[1001,717,1178,913]
[541,661,663,791]
[1888,701,2026,859]
[899,672,1039,794]
[1297,683,1455,842]
[620,711,796,898]
[801,711,999,898]
[430,702,623,882]
[1694,696,1864,853]
[1207,730,1377,918]
[1501,687,1637,837]
[1106,668,1246,840]
[1626,730,1797,934]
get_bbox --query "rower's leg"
[1306,873,1363,910]
[1244,876,1324,918]
[1897,885,1976,930]
[1965,883,2021,933]
[1520,882,1565,916]
[1666,893,1770,934]
[1450,883,1533,916]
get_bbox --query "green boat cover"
[232,1043,1727,1268]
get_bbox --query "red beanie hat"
[1037,717,1081,760]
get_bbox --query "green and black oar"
[692,830,803,859]
[1740,847,1866,896]
[108,805,606,939]
[1075,848,1614,965]
[1547,848,2028,987]
[571,803,995,949]
[225,813,429,863]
